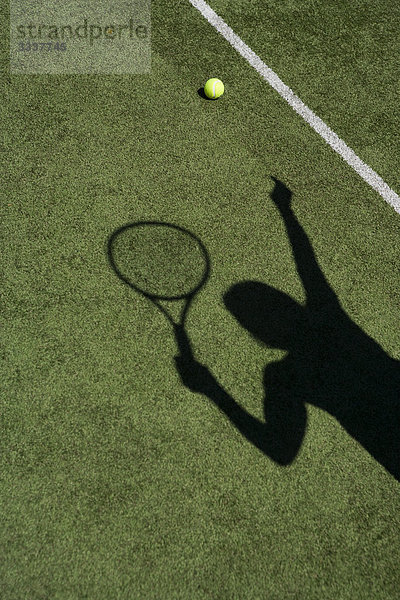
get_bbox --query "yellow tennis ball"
[204,78,224,100]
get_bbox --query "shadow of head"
[224,281,308,352]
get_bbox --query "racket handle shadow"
[173,323,195,361]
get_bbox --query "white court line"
[189,0,400,215]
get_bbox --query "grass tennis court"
[2,1,400,598]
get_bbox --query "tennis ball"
[204,78,224,100]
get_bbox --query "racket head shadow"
[107,221,211,302]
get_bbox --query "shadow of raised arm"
[271,177,337,310]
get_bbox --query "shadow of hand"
[174,355,216,395]
[271,176,292,211]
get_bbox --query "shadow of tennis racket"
[107,221,211,360]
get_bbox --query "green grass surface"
[1,1,400,598]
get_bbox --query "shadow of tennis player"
[175,177,400,481]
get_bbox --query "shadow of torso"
[263,300,400,478]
